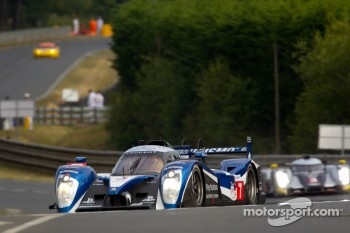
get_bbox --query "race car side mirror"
[102,176,110,186]
[195,151,207,159]
[195,150,207,164]
[75,156,87,163]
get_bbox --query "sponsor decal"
[125,151,156,155]
[177,149,191,155]
[206,194,219,199]
[142,196,155,202]
[114,176,127,180]
[164,166,183,171]
[110,175,139,187]
[131,202,143,206]
[190,147,247,154]
[206,184,218,192]
[59,170,79,174]
[82,198,95,204]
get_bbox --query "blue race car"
[50,137,266,213]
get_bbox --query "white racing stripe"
[203,169,218,183]
[3,214,62,233]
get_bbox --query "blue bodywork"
[54,164,97,213]
[220,159,251,176]
[51,137,265,213]
[160,160,199,209]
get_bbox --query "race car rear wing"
[173,136,252,159]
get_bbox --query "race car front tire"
[182,165,204,207]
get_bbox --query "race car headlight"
[49,49,56,54]
[338,167,350,186]
[56,174,79,208]
[275,170,290,188]
[162,169,182,204]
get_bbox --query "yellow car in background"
[33,42,60,58]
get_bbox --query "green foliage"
[107,89,146,150]
[111,1,161,89]
[108,56,195,149]
[185,58,254,144]
[91,0,118,22]
[135,57,194,142]
[290,20,350,153]
[110,0,350,152]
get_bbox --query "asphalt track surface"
[0,37,111,100]
[0,179,350,233]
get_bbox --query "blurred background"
[1,0,350,155]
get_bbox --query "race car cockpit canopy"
[112,152,165,175]
[291,157,324,173]
[111,144,181,175]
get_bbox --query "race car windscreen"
[112,152,165,175]
[292,164,324,173]
[38,43,56,48]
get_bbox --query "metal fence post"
[60,107,63,125]
[94,107,97,123]
[69,106,73,125]
[80,106,84,123]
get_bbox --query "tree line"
[0,0,119,31]
[107,0,350,153]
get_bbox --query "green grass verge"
[0,161,54,183]
[36,49,119,107]
[0,124,110,150]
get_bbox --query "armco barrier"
[0,139,122,173]
[0,138,349,173]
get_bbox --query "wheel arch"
[180,162,207,207]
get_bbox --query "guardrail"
[0,26,71,47]
[0,139,121,174]
[35,106,110,125]
[0,138,349,174]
